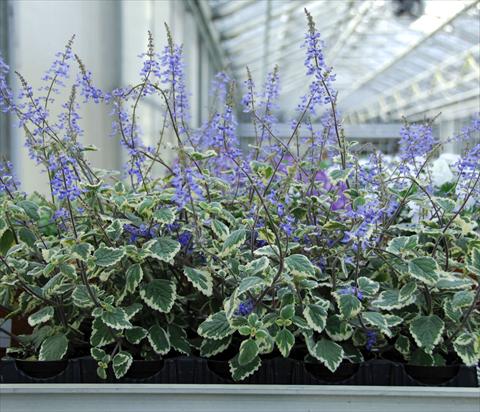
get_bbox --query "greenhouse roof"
[207,0,480,122]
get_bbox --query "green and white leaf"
[72,285,101,308]
[275,327,294,357]
[39,333,68,361]
[395,335,411,357]
[453,333,479,366]
[101,307,132,330]
[153,208,175,225]
[335,294,362,319]
[387,235,418,255]
[229,354,261,381]
[362,312,391,337]
[244,256,269,276]
[125,326,148,344]
[212,219,230,240]
[238,276,264,295]
[303,304,327,333]
[200,336,232,357]
[372,289,415,310]
[28,306,54,327]
[125,264,143,293]
[140,279,176,313]
[198,311,234,340]
[238,339,259,366]
[90,318,116,347]
[94,246,125,267]
[112,351,133,379]
[409,315,444,354]
[221,229,246,257]
[168,324,191,355]
[325,315,353,341]
[285,254,315,278]
[184,267,213,296]
[148,325,170,355]
[408,257,439,286]
[145,237,181,263]
[357,277,380,295]
[312,338,344,372]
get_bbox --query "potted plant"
[0,10,478,386]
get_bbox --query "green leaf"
[0,229,14,255]
[410,349,434,366]
[275,327,294,357]
[435,198,456,213]
[146,237,181,263]
[408,257,439,286]
[0,217,8,238]
[238,276,264,295]
[325,315,353,341]
[221,229,246,257]
[399,281,417,302]
[148,325,170,355]
[303,304,327,333]
[362,312,391,336]
[153,208,175,225]
[357,277,380,295]
[453,333,479,366]
[451,290,474,308]
[211,219,230,240]
[19,200,40,220]
[285,254,315,278]
[312,338,344,372]
[72,285,99,308]
[200,336,232,357]
[19,227,36,247]
[28,306,54,327]
[238,339,259,366]
[125,326,148,344]
[72,243,93,260]
[468,247,480,275]
[409,315,444,354]
[244,256,269,276]
[229,354,261,381]
[91,347,109,362]
[372,289,414,310]
[280,304,295,320]
[106,220,123,241]
[184,267,213,297]
[39,333,68,361]
[395,335,410,357]
[253,244,280,258]
[168,324,191,355]
[140,279,176,313]
[197,311,233,340]
[436,276,473,290]
[94,246,125,267]
[387,235,418,254]
[112,351,133,379]
[335,294,362,319]
[90,318,116,347]
[126,264,143,293]
[101,307,133,330]
[329,168,352,184]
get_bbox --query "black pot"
[122,360,165,381]
[15,359,69,379]
[405,364,460,385]
[304,361,360,383]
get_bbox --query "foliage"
[0,11,479,381]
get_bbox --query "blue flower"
[235,299,254,316]
[338,285,363,301]
[366,330,377,351]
